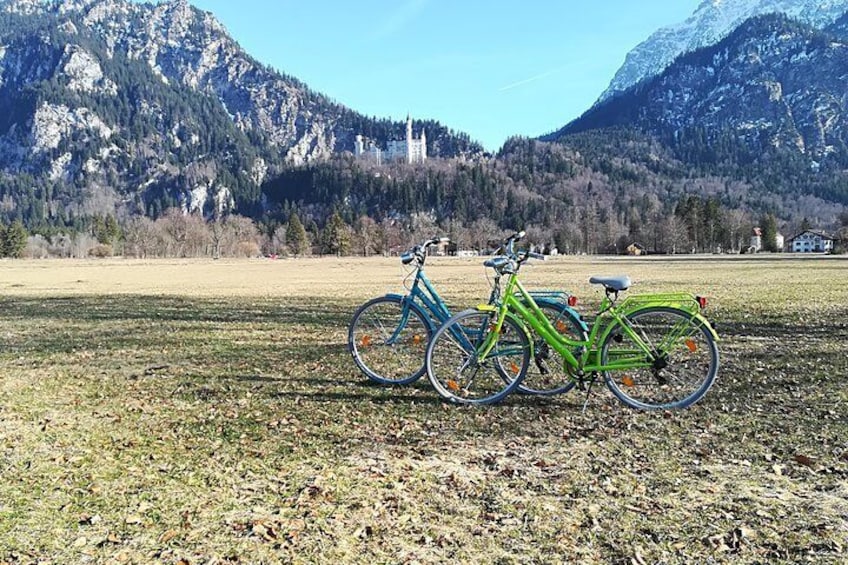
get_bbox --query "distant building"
[355,115,427,165]
[354,136,383,165]
[787,230,835,253]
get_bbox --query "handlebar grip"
[425,237,450,248]
[514,230,526,241]
[401,252,415,265]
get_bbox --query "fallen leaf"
[159,529,179,543]
[794,454,817,468]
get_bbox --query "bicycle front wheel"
[601,307,719,410]
[517,301,587,396]
[348,295,432,385]
[426,309,530,405]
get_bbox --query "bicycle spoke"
[350,297,429,385]
[427,310,529,405]
[602,307,718,410]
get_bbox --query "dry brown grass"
[0,255,846,564]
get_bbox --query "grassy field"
[0,255,846,564]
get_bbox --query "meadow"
[0,255,846,564]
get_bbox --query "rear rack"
[525,290,573,302]
[619,293,703,313]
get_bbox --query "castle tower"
[354,134,364,156]
[420,129,427,161]
[405,115,413,163]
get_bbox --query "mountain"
[0,0,481,226]
[598,0,848,104]
[553,13,848,164]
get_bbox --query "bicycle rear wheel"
[348,295,432,385]
[517,301,587,396]
[426,309,529,405]
[600,307,718,410]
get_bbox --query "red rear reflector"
[568,296,578,307]
[697,296,707,309]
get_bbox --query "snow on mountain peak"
[598,0,848,103]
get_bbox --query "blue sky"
[184,0,701,150]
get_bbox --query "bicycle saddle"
[589,275,631,292]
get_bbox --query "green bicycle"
[348,236,587,394]
[425,233,719,408]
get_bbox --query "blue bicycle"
[347,235,588,394]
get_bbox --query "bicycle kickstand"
[581,373,599,414]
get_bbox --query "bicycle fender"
[694,312,720,341]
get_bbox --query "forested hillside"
[545,13,848,213]
[258,135,847,257]
[0,0,481,234]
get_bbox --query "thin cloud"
[499,66,570,92]
[372,0,429,39]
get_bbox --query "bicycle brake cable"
[401,260,417,291]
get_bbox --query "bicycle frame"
[476,273,715,374]
[380,267,451,345]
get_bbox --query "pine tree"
[761,213,779,252]
[0,221,28,258]
[322,211,351,256]
[286,213,309,257]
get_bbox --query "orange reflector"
[413,335,422,345]
[556,321,568,333]
[447,380,460,392]
[622,375,635,387]
[685,339,697,353]
[361,335,372,347]
[510,362,520,375]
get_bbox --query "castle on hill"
[355,115,427,165]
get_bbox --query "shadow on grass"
[265,388,445,406]
[0,295,353,326]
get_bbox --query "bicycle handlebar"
[401,237,451,266]
[485,230,544,274]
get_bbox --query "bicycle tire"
[517,300,587,396]
[600,306,719,410]
[426,309,529,405]
[348,295,433,385]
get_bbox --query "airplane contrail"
[499,66,569,92]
